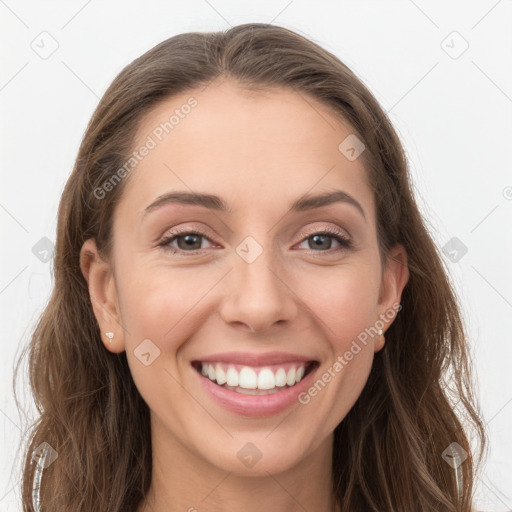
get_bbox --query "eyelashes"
[298,227,353,252]
[158,230,214,254]
[157,226,353,256]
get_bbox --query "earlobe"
[79,238,125,353]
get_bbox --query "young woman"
[15,23,486,511]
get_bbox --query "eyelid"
[158,222,353,256]
[158,223,218,243]
[296,223,351,242]
[293,225,353,254]
[160,222,350,242]
[158,227,218,252]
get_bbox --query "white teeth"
[199,362,310,390]
[275,368,287,387]
[257,368,275,390]
[239,367,258,389]
[286,367,296,386]
[215,364,227,385]
[226,367,239,387]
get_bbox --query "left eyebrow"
[290,190,366,222]
[142,189,366,222]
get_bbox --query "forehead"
[118,80,374,222]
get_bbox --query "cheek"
[115,263,226,407]
[299,262,381,349]
[117,265,210,419]
[117,263,218,343]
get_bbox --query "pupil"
[176,234,333,251]
[311,234,331,250]
[179,234,201,250]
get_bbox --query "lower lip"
[194,364,318,417]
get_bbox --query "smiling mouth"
[191,360,319,395]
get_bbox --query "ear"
[374,243,409,352]
[79,238,125,353]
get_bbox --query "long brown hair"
[14,23,487,511]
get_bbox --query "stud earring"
[377,329,383,335]
[105,332,114,342]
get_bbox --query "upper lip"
[192,351,317,367]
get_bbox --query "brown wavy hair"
[14,23,487,511]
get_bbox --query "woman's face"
[82,79,408,477]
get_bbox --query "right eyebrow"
[143,191,232,219]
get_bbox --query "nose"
[219,247,299,334]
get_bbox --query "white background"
[1,1,511,510]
